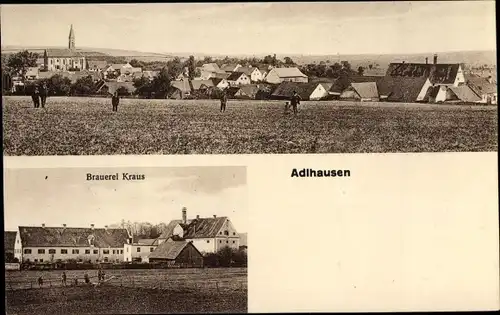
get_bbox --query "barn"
[340,82,379,101]
[271,81,329,101]
[148,238,204,268]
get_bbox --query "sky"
[0,1,496,55]
[3,166,248,233]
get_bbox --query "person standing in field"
[290,91,301,115]
[31,85,40,108]
[61,271,67,286]
[220,88,228,112]
[112,91,120,112]
[39,83,48,108]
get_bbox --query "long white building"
[15,224,131,263]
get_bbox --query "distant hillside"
[1,45,174,62]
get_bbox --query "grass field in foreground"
[3,96,497,155]
[5,268,247,314]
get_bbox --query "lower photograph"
[4,166,248,314]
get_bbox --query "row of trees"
[204,247,247,267]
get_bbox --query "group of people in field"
[35,269,107,288]
[219,87,302,115]
[30,83,48,108]
[30,84,302,115]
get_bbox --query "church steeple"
[68,24,75,50]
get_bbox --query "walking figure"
[84,273,90,284]
[101,270,106,281]
[98,269,102,282]
[74,278,78,286]
[38,276,43,287]
[284,101,290,115]
[220,88,228,112]
[290,91,301,115]
[112,91,120,112]
[39,83,48,108]
[61,272,67,286]
[31,86,40,108]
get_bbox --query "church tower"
[68,24,75,50]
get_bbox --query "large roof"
[149,239,194,260]
[329,75,382,94]
[350,82,378,99]
[448,85,482,103]
[87,60,108,70]
[271,81,321,99]
[18,226,129,248]
[466,75,497,95]
[4,231,17,252]
[236,67,258,76]
[376,76,429,102]
[191,79,214,90]
[159,216,228,239]
[270,67,307,78]
[386,63,460,85]
[170,79,191,93]
[227,71,247,81]
[45,49,86,57]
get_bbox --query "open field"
[3,96,497,155]
[5,268,247,314]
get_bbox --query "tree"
[6,50,39,82]
[116,86,130,96]
[166,57,184,80]
[70,75,97,96]
[341,60,352,72]
[357,66,365,76]
[186,55,196,80]
[41,74,72,96]
[284,57,295,65]
[129,59,144,68]
[217,246,234,267]
[151,68,172,98]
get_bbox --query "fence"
[5,274,247,293]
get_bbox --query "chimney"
[402,61,405,64]
[433,54,438,65]
[90,224,94,230]
[196,215,200,220]
[62,224,67,228]
[104,225,108,230]
[182,207,187,224]
[425,57,428,64]
[42,223,45,228]
[213,215,217,218]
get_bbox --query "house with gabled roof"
[386,54,465,87]
[271,81,329,101]
[123,238,160,263]
[237,67,263,82]
[340,82,379,102]
[446,85,482,104]
[211,78,230,90]
[158,207,240,254]
[221,63,242,73]
[148,238,204,267]
[265,67,308,84]
[466,75,497,104]
[227,71,251,86]
[169,79,192,99]
[376,76,432,103]
[87,60,109,72]
[15,224,131,263]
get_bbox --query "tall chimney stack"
[42,223,45,228]
[433,54,438,65]
[425,57,428,64]
[90,224,95,230]
[182,207,187,224]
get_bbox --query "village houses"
[227,71,251,86]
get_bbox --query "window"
[120,250,123,254]
[38,249,45,254]
[34,259,38,263]
[103,250,109,254]
[150,248,154,252]
[233,241,235,244]
[137,247,141,253]
[206,240,210,243]
[93,250,98,254]
[224,230,229,236]
[61,249,68,254]
[24,249,32,254]
[112,250,116,254]
[226,240,228,244]
[49,249,56,254]
[219,232,222,235]
[40,259,44,262]
[126,247,129,252]
[219,240,222,243]
[85,249,90,254]
[104,257,108,262]
[72,249,79,254]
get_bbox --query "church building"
[43,25,87,71]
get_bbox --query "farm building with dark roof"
[386,55,465,86]
[158,207,241,254]
[340,82,379,102]
[5,231,17,261]
[376,76,432,103]
[465,75,497,104]
[16,225,131,263]
[227,72,251,86]
[148,238,204,267]
[271,81,329,100]
[447,85,482,104]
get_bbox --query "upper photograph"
[1,2,497,156]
